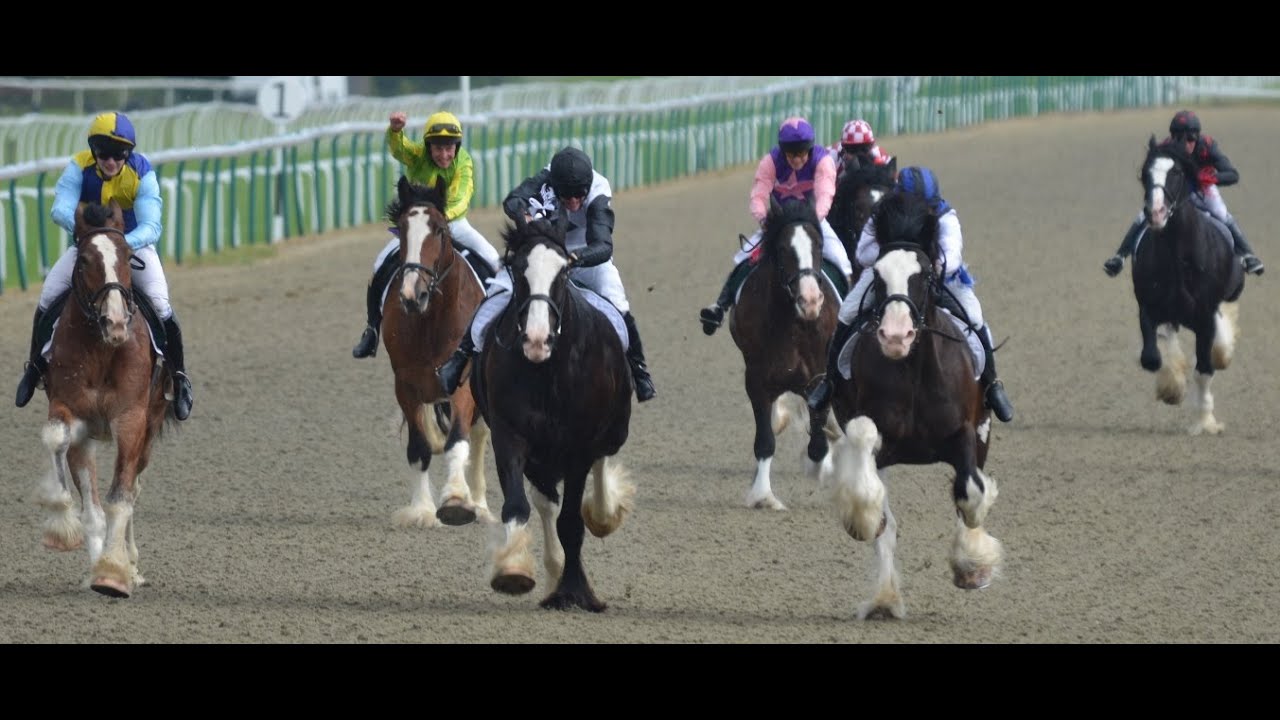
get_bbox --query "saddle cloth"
[837,307,984,381]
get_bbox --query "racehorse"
[34,200,175,598]
[828,158,898,260]
[1128,136,1245,435]
[380,175,491,527]
[471,215,636,612]
[729,197,842,510]
[822,190,1002,620]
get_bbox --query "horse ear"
[1148,135,1157,151]
[434,176,447,206]
[887,157,898,173]
[397,174,411,200]
[769,196,783,218]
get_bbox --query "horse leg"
[436,399,480,527]
[69,442,105,562]
[744,377,785,510]
[38,414,87,552]
[1138,306,1162,372]
[858,501,904,621]
[804,394,833,479]
[466,417,494,524]
[542,460,605,612]
[582,456,636,539]
[489,429,536,595]
[770,392,800,435]
[826,417,886,543]
[531,487,563,587]
[1154,323,1188,405]
[1189,324,1224,435]
[949,434,1003,589]
[89,420,147,598]
[390,384,438,529]
[1211,301,1239,371]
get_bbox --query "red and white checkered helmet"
[841,119,875,146]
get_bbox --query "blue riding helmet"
[88,111,137,148]
[896,166,951,214]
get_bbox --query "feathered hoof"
[90,575,132,599]
[844,513,887,542]
[952,564,994,590]
[541,591,606,613]
[435,500,477,527]
[42,533,83,552]
[491,569,536,595]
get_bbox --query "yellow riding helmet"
[423,111,463,144]
[87,111,137,148]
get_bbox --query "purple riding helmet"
[777,117,815,155]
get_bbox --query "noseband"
[858,243,962,344]
[395,208,455,297]
[772,222,823,302]
[496,248,570,350]
[73,226,136,327]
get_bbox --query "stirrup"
[1242,255,1264,275]
[352,326,379,358]
[699,305,724,335]
[806,378,833,412]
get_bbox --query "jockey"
[830,118,895,183]
[436,146,657,403]
[699,116,853,335]
[352,110,501,358]
[1104,109,1264,277]
[806,166,1015,423]
[14,111,194,421]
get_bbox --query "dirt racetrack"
[1,106,1277,644]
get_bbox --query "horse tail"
[422,403,449,454]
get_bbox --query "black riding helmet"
[549,147,593,198]
[1170,110,1201,138]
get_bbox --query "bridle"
[395,205,456,298]
[73,226,137,327]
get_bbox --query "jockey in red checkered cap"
[830,119,895,184]
[1104,109,1263,277]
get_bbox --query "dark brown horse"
[1129,136,1245,435]
[822,190,1002,620]
[829,157,898,260]
[472,216,636,612]
[34,200,174,598]
[380,176,490,527]
[729,198,841,511]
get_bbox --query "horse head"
[73,200,135,346]
[499,217,572,363]
[831,157,897,252]
[867,191,940,360]
[387,175,454,314]
[762,196,825,321]
[1142,134,1197,231]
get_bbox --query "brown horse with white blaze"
[380,176,491,527]
[35,200,174,598]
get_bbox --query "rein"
[395,212,456,297]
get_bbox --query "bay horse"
[1128,136,1245,435]
[729,197,842,511]
[380,175,491,527]
[471,216,636,612]
[822,190,1002,620]
[829,157,898,260]
[35,200,174,598]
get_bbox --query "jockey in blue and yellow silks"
[15,111,194,420]
[351,110,501,359]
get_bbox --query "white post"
[461,76,470,116]
[272,122,286,243]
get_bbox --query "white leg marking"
[391,468,438,529]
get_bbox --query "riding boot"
[976,325,1013,423]
[161,315,194,421]
[623,312,656,402]
[353,253,401,358]
[1226,219,1264,275]
[15,309,49,408]
[1104,219,1146,277]
[700,258,752,336]
[807,318,859,413]
[437,329,477,396]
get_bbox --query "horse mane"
[872,190,940,263]
[384,177,446,222]
[836,160,896,199]
[500,217,568,261]
[758,199,820,261]
[81,202,116,230]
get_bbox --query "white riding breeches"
[732,218,852,277]
[1133,185,1234,228]
[372,218,500,273]
[470,259,630,350]
[839,267,986,330]
[39,244,172,320]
